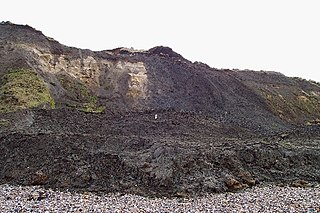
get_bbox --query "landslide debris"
[0,22,319,196]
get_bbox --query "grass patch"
[260,88,320,121]
[58,75,104,113]
[80,104,105,113]
[0,69,55,113]
[80,95,105,113]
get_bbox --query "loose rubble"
[0,184,319,212]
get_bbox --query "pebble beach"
[1,184,319,212]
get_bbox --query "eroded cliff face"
[30,46,150,102]
[1,22,320,197]
[1,22,320,130]
[234,70,320,124]
[0,30,152,112]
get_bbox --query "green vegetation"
[58,75,105,113]
[58,76,91,101]
[259,87,320,121]
[80,103,105,113]
[80,94,105,113]
[0,69,55,113]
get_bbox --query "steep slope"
[235,70,320,123]
[1,22,320,133]
[0,22,320,196]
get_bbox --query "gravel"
[0,184,319,212]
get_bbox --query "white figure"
[155,114,158,120]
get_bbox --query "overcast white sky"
[1,0,320,82]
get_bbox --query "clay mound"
[1,109,319,196]
[1,22,320,196]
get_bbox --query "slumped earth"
[0,22,319,198]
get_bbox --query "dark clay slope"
[2,22,319,134]
[1,22,320,196]
[0,109,319,196]
[235,70,320,123]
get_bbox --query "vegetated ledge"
[0,68,55,113]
